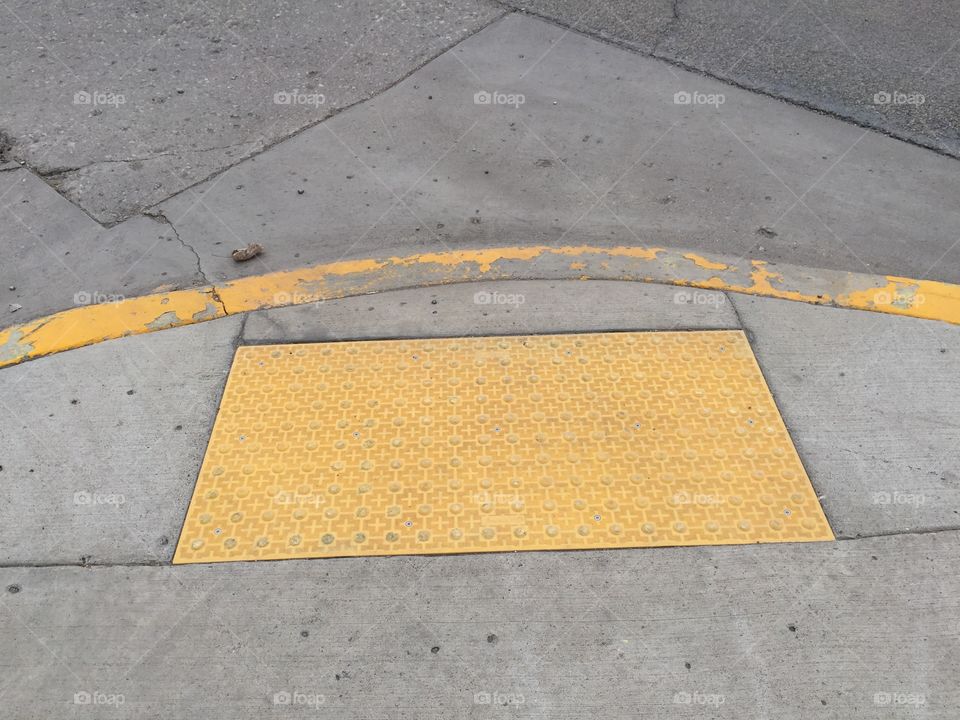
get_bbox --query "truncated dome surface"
[174,331,833,563]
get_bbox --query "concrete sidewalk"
[504,0,960,158]
[4,13,960,333]
[3,531,956,719]
[1,4,959,719]
[1,280,958,718]
[3,281,958,566]
[0,0,506,223]
[3,0,958,228]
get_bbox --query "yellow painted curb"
[0,287,224,369]
[2,245,959,369]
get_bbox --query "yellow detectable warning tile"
[173,331,833,564]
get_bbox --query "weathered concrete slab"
[157,13,960,289]
[0,530,956,718]
[1,170,99,322]
[4,275,956,563]
[0,0,504,223]
[0,279,738,567]
[732,293,960,538]
[1,170,202,325]
[506,0,960,158]
[242,280,739,343]
[0,317,241,566]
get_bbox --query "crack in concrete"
[235,312,250,351]
[36,142,257,178]
[835,526,960,541]
[37,152,177,177]
[839,446,952,473]
[143,210,227,315]
[0,129,14,163]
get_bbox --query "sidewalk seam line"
[3,526,958,569]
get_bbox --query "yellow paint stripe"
[2,245,959,369]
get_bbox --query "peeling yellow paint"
[558,245,664,261]
[683,252,730,271]
[0,328,34,364]
[389,245,665,272]
[2,245,959,370]
[191,302,222,322]
[838,276,959,322]
[741,261,829,304]
[145,310,184,331]
[217,246,669,312]
[394,246,545,272]
[0,289,224,368]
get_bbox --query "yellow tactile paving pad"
[174,331,833,564]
